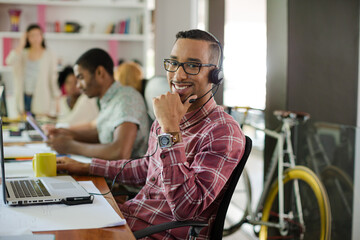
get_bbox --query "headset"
[188,31,224,104]
[207,32,224,85]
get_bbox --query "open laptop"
[0,118,93,206]
[26,112,48,141]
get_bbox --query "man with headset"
[57,29,245,239]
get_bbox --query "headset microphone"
[188,84,218,103]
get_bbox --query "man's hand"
[47,127,73,137]
[42,124,55,136]
[47,130,74,154]
[57,156,90,175]
[153,92,197,132]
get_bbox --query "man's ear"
[96,66,104,77]
[94,66,106,85]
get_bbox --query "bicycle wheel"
[259,166,331,240]
[321,166,354,217]
[223,168,252,236]
[321,165,353,239]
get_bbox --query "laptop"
[0,118,93,206]
[25,112,48,141]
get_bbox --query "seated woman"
[57,66,99,126]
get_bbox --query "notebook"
[0,118,93,206]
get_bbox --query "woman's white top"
[57,94,99,126]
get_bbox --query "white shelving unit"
[0,32,146,41]
[0,0,151,118]
[0,0,151,71]
[0,0,145,8]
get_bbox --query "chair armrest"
[133,221,208,239]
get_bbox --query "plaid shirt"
[90,98,245,240]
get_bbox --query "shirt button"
[151,177,155,181]
[160,153,166,159]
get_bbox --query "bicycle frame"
[245,118,305,234]
[306,124,352,216]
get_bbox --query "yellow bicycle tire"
[259,166,331,240]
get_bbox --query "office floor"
[223,146,264,240]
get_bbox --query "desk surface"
[34,176,135,240]
[3,136,135,239]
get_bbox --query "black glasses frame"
[163,59,216,75]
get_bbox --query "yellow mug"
[32,153,57,177]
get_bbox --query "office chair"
[133,136,252,240]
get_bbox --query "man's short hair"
[75,48,114,76]
[175,29,221,66]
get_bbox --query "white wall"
[352,130,360,239]
[154,0,198,76]
[353,20,360,238]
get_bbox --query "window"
[223,0,266,109]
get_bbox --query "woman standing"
[6,23,59,117]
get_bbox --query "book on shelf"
[105,23,116,34]
[116,14,143,35]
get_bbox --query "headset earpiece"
[209,67,224,85]
[207,32,224,85]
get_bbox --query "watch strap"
[168,132,182,145]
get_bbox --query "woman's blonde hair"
[115,61,143,93]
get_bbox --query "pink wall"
[108,40,118,66]
[2,38,12,66]
[37,5,46,32]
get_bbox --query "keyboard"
[10,179,50,198]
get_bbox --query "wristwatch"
[158,132,182,148]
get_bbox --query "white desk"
[1,145,134,239]
[5,153,92,178]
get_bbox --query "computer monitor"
[0,85,8,117]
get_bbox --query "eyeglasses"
[163,59,216,75]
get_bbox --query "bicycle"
[299,121,354,239]
[223,107,332,240]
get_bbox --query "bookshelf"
[0,0,151,72]
[0,0,151,118]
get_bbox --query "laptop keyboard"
[10,179,51,198]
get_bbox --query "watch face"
[158,135,171,148]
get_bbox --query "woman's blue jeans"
[24,94,32,112]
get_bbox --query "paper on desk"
[2,130,32,143]
[0,234,54,240]
[4,143,55,159]
[0,181,126,234]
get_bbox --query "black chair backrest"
[210,136,252,240]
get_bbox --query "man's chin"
[84,93,93,98]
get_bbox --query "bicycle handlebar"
[225,106,310,122]
[273,110,310,122]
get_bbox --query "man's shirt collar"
[180,98,217,130]
[99,81,120,107]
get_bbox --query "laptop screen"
[0,117,6,204]
[26,112,48,141]
[0,85,6,204]
[0,85,7,117]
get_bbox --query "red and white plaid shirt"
[90,98,245,240]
